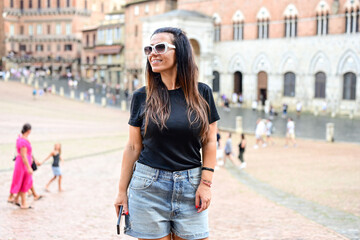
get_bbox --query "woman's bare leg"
[45,176,57,191]
[58,176,63,191]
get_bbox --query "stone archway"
[257,71,268,105]
[234,71,242,94]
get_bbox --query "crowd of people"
[7,123,64,209]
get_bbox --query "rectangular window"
[29,0,32,8]
[37,24,42,35]
[47,24,51,34]
[86,35,89,47]
[66,23,71,35]
[47,0,50,7]
[85,0,87,10]
[106,29,113,45]
[67,0,70,7]
[135,25,138,37]
[64,44,72,51]
[214,25,221,42]
[258,20,269,39]
[57,0,60,8]
[115,27,121,40]
[29,25,33,36]
[36,44,44,52]
[20,0,24,11]
[19,44,26,51]
[93,34,96,46]
[56,23,61,35]
[134,6,139,16]
[107,55,112,64]
[20,25,24,35]
[145,4,149,14]
[10,0,14,8]
[233,23,243,40]
[10,24,14,36]
[38,0,41,9]
[47,44,51,51]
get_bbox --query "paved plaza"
[0,81,359,240]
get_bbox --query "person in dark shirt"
[114,27,220,240]
[41,143,64,192]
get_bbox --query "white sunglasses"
[144,42,176,56]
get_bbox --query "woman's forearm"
[21,154,31,170]
[118,145,141,193]
[201,140,217,181]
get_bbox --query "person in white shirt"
[285,118,296,147]
[254,119,266,149]
[296,101,302,116]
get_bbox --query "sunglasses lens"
[144,46,152,55]
[155,43,166,54]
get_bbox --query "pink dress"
[10,137,33,194]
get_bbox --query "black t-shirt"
[128,82,220,171]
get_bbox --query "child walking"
[42,143,63,192]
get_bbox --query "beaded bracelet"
[201,179,212,188]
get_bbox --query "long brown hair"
[144,27,210,142]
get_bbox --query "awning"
[95,45,123,54]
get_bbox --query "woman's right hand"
[27,168,33,175]
[114,191,129,217]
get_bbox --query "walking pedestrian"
[41,143,64,192]
[266,118,275,145]
[254,118,266,149]
[8,123,35,209]
[285,118,297,147]
[238,134,247,169]
[114,27,220,240]
[296,101,302,117]
[216,130,224,166]
[282,103,288,118]
[224,133,235,165]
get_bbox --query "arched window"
[284,4,298,38]
[257,7,270,39]
[343,72,356,100]
[93,56,97,64]
[86,57,90,64]
[212,71,220,92]
[213,14,221,42]
[315,72,326,98]
[345,0,360,33]
[284,72,296,97]
[233,11,244,41]
[316,1,330,35]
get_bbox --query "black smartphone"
[117,205,123,235]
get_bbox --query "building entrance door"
[234,71,243,94]
[257,71,267,105]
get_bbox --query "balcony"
[3,7,91,17]
[7,35,81,43]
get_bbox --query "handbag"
[31,160,37,171]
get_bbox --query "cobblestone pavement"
[0,81,357,239]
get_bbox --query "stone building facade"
[144,0,360,116]
[124,0,177,91]
[2,0,111,77]
[94,10,125,86]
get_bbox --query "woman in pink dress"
[9,123,34,209]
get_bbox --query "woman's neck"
[160,68,178,90]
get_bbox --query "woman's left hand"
[195,182,211,213]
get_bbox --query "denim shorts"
[125,162,209,240]
[52,166,62,176]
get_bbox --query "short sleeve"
[200,83,220,124]
[17,138,26,149]
[128,88,145,127]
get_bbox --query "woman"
[114,27,220,240]
[9,123,34,209]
